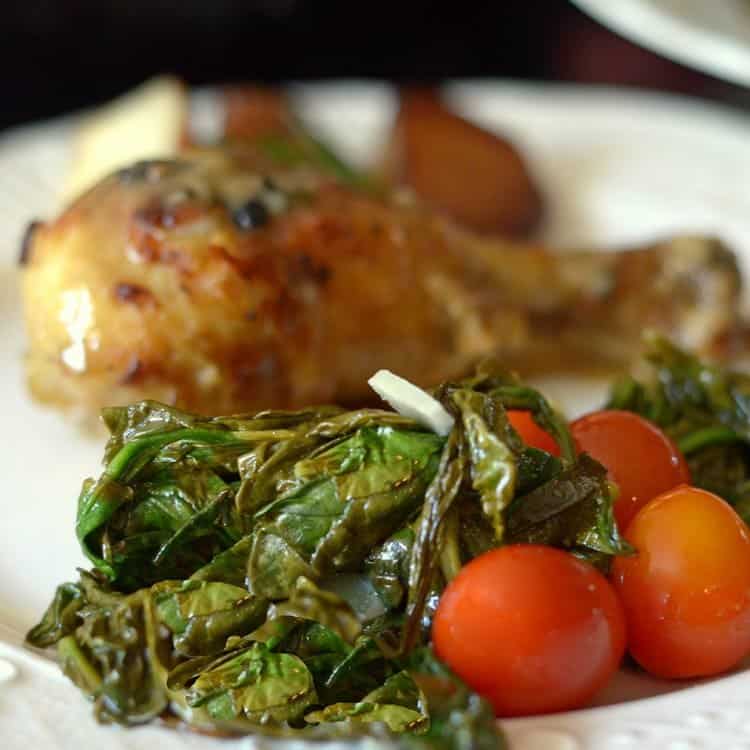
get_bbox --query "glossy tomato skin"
[432,545,626,717]
[612,486,750,679]
[570,410,690,529]
[507,410,560,456]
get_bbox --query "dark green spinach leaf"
[608,335,750,522]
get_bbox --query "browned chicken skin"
[22,148,742,416]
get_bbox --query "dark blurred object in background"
[0,0,739,131]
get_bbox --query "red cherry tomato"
[570,410,690,529]
[507,410,560,456]
[612,486,750,679]
[432,545,626,717]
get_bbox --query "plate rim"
[4,79,750,750]
[572,0,750,87]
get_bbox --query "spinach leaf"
[267,576,362,645]
[306,671,429,733]
[399,648,507,750]
[433,361,576,464]
[50,573,173,725]
[517,447,563,495]
[366,527,415,610]
[453,389,517,541]
[686,443,750,520]
[506,453,631,565]
[190,534,254,586]
[184,641,317,724]
[26,581,85,648]
[248,426,443,599]
[247,530,318,599]
[77,404,352,588]
[154,579,268,657]
[403,429,464,652]
[607,335,750,522]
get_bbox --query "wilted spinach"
[607,335,750,523]
[28,363,627,747]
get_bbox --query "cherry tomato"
[432,545,626,717]
[612,486,750,679]
[570,410,690,529]
[507,410,560,456]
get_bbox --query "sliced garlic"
[368,370,454,436]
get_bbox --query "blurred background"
[1,0,744,132]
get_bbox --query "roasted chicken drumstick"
[22,147,742,415]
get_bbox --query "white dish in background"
[572,0,750,87]
[2,82,750,749]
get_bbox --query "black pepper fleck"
[232,199,269,231]
[291,253,332,285]
[18,220,42,266]
[120,356,144,384]
[113,282,155,307]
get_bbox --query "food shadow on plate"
[590,653,750,709]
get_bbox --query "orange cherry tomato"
[507,410,560,456]
[612,486,750,679]
[570,410,690,529]
[432,545,626,717]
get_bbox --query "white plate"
[3,82,750,749]
[572,0,750,87]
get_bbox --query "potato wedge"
[382,90,542,236]
[221,85,293,141]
